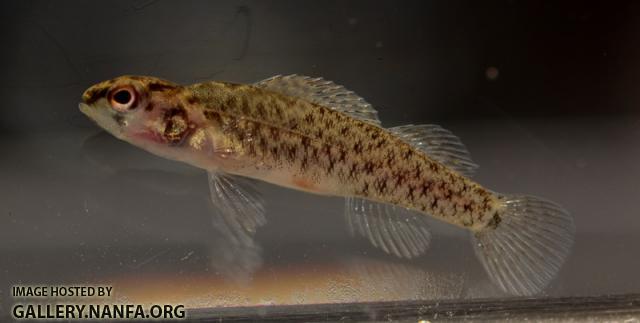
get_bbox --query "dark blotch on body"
[486,212,502,229]
[186,96,200,105]
[204,110,222,124]
[148,82,177,92]
[113,114,126,126]
[163,105,191,145]
[84,87,108,105]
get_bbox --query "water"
[1,1,640,321]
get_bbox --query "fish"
[79,74,575,296]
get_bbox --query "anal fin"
[345,197,431,259]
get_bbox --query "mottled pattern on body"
[81,76,503,230]
[182,81,504,230]
[80,75,575,297]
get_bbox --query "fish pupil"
[113,90,132,105]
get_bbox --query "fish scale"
[79,74,575,296]
[187,81,499,230]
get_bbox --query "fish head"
[79,75,209,163]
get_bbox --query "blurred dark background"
[1,0,639,132]
[1,0,639,316]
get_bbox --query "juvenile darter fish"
[79,75,574,296]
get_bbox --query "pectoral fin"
[207,171,267,247]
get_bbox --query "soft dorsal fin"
[345,197,431,259]
[254,74,381,125]
[389,124,479,177]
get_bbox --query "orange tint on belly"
[292,176,317,191]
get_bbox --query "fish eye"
[108,87,137,111]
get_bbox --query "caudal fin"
[472,195,575,296]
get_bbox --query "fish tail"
[472,195,575,296]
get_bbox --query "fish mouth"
[78,102,91,116]
[78,102,124,138]
[79,102,104,124]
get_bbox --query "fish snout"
[81,89,92,104]
[81,84,109,105]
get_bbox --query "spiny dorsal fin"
[345,197,431,259]
[389,124,479,177]
[254,74,381,126]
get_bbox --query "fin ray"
[472,195,575,296]
[207,172,267,247]
[345,197,431,259]
[254,74,381,125]
[388,124,478,177]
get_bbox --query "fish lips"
[79,102,125,139]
